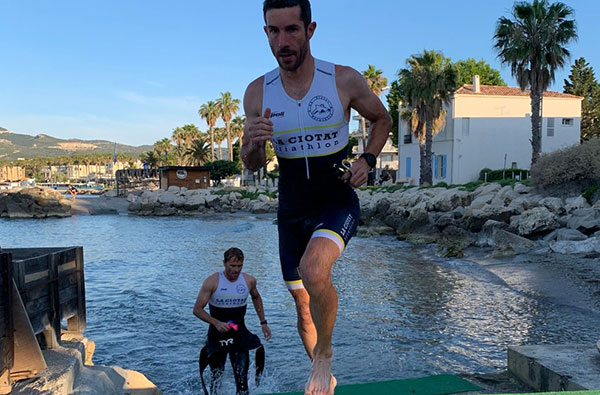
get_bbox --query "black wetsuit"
[204,272,261,395]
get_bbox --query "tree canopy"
[563,57,600,141]
[454,58,506,86]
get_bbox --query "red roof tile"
[456,84,581,99]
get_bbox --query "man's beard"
[276,40,308,72]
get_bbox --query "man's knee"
[298,262,330,293]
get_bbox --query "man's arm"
[246,274,271,341]
[241,77,273,172]
[338,66,393,187]
[193,274,230,333]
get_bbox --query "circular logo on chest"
[236,284,246,294]
[308,95,334,122]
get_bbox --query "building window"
[433,154,447,179]
[403,134,412,144]
[562,118,573,126]
[462,118,470,136]
[547,118,555,136]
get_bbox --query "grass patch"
[582,183,600,204]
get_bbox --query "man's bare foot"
[305,356,337,394]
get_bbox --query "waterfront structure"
[0,166,24,182]
[159,166,210,190]
[398,76,583,185]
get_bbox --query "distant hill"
[0,127,153,161]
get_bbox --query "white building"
[398,77,583,185]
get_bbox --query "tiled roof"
[456,84,581,99]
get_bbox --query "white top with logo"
[209,271,249,308]
[263,58,349,173]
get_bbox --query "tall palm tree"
[216,92,240,161]
[398,50,458,185]
[231,115,246,184]
[172,127,186,165]
[494,0,577,165]
[213,127,227,160]
[199,101,219,161]
[154,138,172,166]
[186,137,210,166]
[361,65,389,152]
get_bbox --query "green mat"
[260,374,482,395]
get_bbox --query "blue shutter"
[433,155,438,179]
[406,157,411,178]
[442,155,447,179]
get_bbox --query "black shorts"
[277,199,360,290]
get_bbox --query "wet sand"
[69,196,129,215]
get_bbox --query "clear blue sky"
[1,0,598,146]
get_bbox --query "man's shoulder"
[204,272,220,286]
[242,272,256,284]
[246,75,265,93]
[334,64,361,83]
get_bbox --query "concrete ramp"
[508,344,600,392]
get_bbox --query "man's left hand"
[342,158,370,188]
[262,324,271,341]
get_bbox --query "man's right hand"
[213,321,231,333]
[244,108,274,149]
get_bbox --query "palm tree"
[182,124,202,149]
[216,92,240,161]
[186,137,211,166]
[231,115,246,184]
[154,138,172,166]
[172,127,186,165]
[213,127,227,160]
[398,50,458,185]
[361,65,388,153]
[199,101,219,161]
[493,0,577,165]
[140,151,159,168]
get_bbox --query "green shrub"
[582,183,600,204]
[531,139,600,190]
[434,182,448,188]
[479,168,529,182]
[205,160,240,184]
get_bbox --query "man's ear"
[306,21,316,40]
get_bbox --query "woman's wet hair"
[263,0,311,29]
[224,247,244,262]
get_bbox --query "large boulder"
[473,183,502,197]
[463,204,517,232]
[490,229,538,255]
[469,194,495,210]
[158,192,178,205]
[550,237,600,254]
[429,188,471,212]
[543,228,588,242]
[565,196,590,213]
[509,207,560,237]
[538,197,566,215]
[567,208,600,235]
[250,201,271,214]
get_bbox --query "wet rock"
[490,229,538,254]
[538,197,566,215]
[543,228,588,242]
[550,237,600,254]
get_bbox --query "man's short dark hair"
[263,0,312,29]
[224,247,244,262]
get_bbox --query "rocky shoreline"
[3,184,600,258]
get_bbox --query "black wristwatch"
[260,320,268,325]
[359,153,376,169]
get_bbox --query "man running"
[241,1,392,394]
[193,247,271,395]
